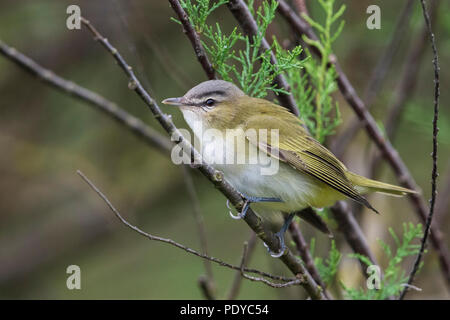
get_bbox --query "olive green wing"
[243,113,377,213]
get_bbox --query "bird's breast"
[181,112,343,212]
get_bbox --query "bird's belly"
[215,161,344,213]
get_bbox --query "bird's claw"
[226,193,282,220]
[227,199,249,220]
[262,212,295,258]
[263,233,287,258]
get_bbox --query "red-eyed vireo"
[163,80,416,257]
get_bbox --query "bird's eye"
[205,98,215,107]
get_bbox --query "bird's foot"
[263,213,296,258]
[263,232,287,258]
[226,193,282,220]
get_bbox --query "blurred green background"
[0,0,449,299]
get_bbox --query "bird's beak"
[162,97,187,106]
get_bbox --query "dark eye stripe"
[196,90,226,100]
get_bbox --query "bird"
[162,80,417,257]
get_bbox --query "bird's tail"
[347,172,418,197]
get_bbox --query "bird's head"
[162,80,246,130]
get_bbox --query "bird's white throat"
[180,108,279,176]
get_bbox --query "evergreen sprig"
[175,0,304,98]
[175,0,344,141]
[343,223,424,300]
[311,239,342,286]
[292,0,345,142]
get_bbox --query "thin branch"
[0,40,172,155]
[168,0,216,80]
[331,201,378,269]
[227,232,257,300]
[293,0,309,16]
[288,220,333,299]
[237,242,304,288]
[80,16,325,299]
[276,0,450,284]
[331,202,392,298]
[288,221,324,287]
[226,0,299,116]
[77,170,294,283]
[400,0,441,299]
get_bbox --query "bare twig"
[293,0,308,16]
[80,16,325,299]
[237,242,304,288]
[0,40,172,155]
[168,0,216,80]
[227,232,257,299]
[331,202,377,269]
[77,170,295,284]
[276,0,450,283]
[400,0,441,299]
[288,220,334,299]
[226,0,299,116]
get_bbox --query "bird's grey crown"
[184,80,245,103]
